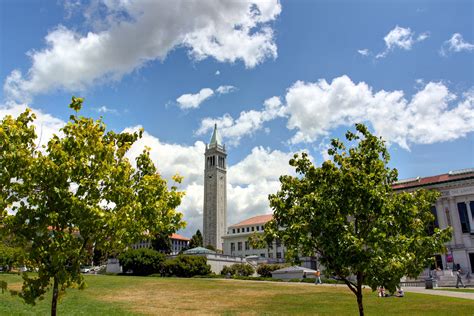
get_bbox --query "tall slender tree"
[0,97,185,315]
[264,124,451,316]
[189,229,203,248]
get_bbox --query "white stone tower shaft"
[203,124,227,250]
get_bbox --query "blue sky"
[1,0,473,236]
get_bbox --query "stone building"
[393,168,474,274]
[203,124,227,250]
[222,214,285,261]
[130,233,190,255]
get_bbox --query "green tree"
[220,263,254,277]
[161,255,211,277]
[118,248,165,276]
[151,232,172,254]
[188,229,203,248]
[264,124,451,316]
[0,97,185,315]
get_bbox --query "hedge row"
[118,248,210,277]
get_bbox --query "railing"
[399,281,431,287]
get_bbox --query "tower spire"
[209,123,222,148]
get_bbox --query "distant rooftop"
[392,168,474,190]
[183,247,216,254]
[171,233,190,241]
[229,214,273,228]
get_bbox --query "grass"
[1,273,473,315]
[435,287,474,293]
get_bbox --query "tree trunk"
[356,272,364,316]
[51,277,59,316]
[356,290,364,316]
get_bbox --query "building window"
[246,227,250,232]
[427,206,439,235]
[276,239,281,248]
[232,229,235,234]
[457,202,471,233]
[260,253,265,258]
[245,241,250,250]
[261,226,264,230]
[251,226,254,232]
[276,252,282,259]
[256,226,260,231]
[470,201,474,221]
[267,241,273,250]
[231,243,235,252]
[238,242,242,251]
[237,228,240,233]
[268,253,273,258]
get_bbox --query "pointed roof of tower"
[209,123,223,148]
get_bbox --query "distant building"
[130,233,190,255]
[175,246,252,274]
[203,124,227,250]
[170,233,190,254]
[222,214,285,262]
[393,168,474,274]
[222,214,317,268]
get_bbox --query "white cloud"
[440,33,474,56]
[124,126,300,237]
[0,105,298,238]
[196,96,285,146]
[176,85,237,110]
[376,26,429,58]
[357,49,370,56]
[176,88,215,109]
[94,105,118,114]
[216,85,237,94]
[284,75,474,149]
[4,0,281,102]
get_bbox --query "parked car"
[80,266,91,273]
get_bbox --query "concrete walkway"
[403,287,474,300]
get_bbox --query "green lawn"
[1,273,473,315]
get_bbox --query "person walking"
[456,268,466,288]
[314,269,322,284]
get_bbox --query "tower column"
[203,124,227,250]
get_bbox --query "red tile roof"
[392,169,474,190]
[170,233,190,241]
[229,214,273,228]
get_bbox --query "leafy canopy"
[0,97,185,314]
[265,124,451,316]
[189,229,203,249]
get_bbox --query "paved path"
[220,279,474,300]
[403,287,474,300]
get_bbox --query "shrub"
[256,263,287,277]
[220,263,254,277]
[0,244,22,272]
[118,248,165,276]
[221,265,233,276]
[162,255,211,277]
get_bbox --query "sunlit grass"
[1,273,473,315]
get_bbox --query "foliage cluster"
[118,248,165,276]
[221,263,254,277]
[161,255,211,277]
[256,263,287,277]
[188,230,203,249]
[0,244,23,271]
[264,124,452,316]
[0,97,185,315]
